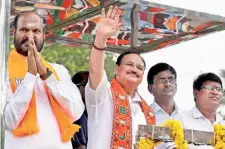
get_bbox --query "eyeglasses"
[155,77,176,85]
[200,86,224,94]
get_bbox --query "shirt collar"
[128,92,142,102]
[192,106,203,119]
[151,100,179,114]
[215,114,224,124]
[192,106,224,124]
[151,101,161,114]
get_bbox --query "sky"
[137,0,225,113]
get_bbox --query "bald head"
[13,11,46,31]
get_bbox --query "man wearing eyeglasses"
[147,62,182,149]
[181,72,225,149]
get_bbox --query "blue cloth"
[72,112,88,148]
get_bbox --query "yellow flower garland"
[138,138,161,149]
[214,124,225,149]
[138,119,188,149]
[138,120,225,149]
[162,120,188,149]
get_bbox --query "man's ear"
[114,64,119,75]
[193,90,199,99]
[43,33,46,40]
[148,85,153,94]
[13,28,16,35]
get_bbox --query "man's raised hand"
[94,5,122,48]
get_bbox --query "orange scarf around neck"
[110,78,156,149]
[8,49,80,142]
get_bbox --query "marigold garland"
[137,120,225,149]
[138,119,188,149]
[138,138,161,149]
[162,120,188,149]
[214,124,225,149]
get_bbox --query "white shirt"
[181,106,225,149]
[4,63,85,149]
[85,71,147,149]
[150,101,183,149]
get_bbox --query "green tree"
[42,44,116,79]
[10,38,116,79]
[41,44,90,76]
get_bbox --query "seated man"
[181,72,225,149]
[71,71,89,149]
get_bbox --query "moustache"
[163,88,173,91]
[209,96,219,100]
[128,71,138,77]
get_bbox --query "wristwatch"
[40,68,53,80]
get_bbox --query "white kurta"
[181,106,225,149]
[4,63,85,149]
[150,101,183,149]
[85,71,148,149]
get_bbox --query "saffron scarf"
[8,49,80,142]
[110,78,156,149]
